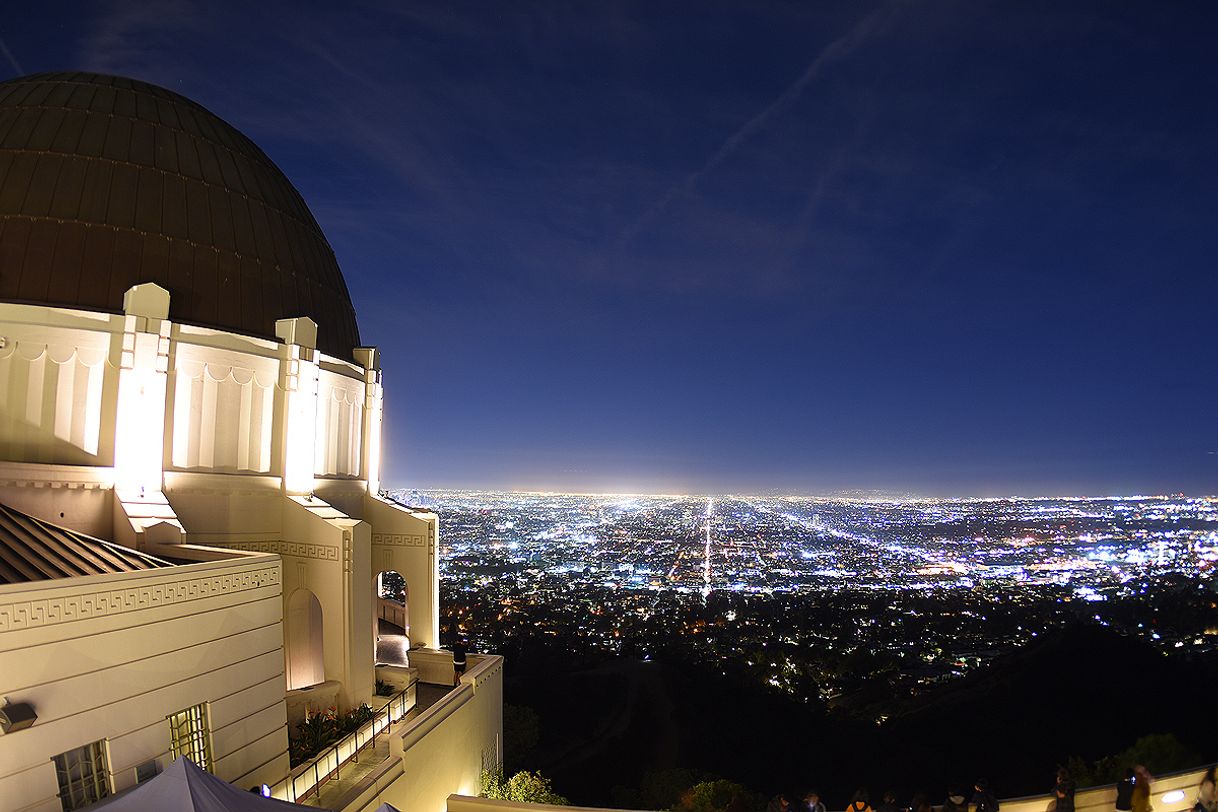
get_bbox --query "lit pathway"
[375,618,409,666]
[702,497,713,597]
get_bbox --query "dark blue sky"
[7,2,1218,496]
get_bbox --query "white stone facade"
[0,285,484,812]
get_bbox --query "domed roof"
[0,72,360,360]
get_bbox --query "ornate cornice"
[220,540,340,561]
[0,564,279,632]
[372,533,427,548]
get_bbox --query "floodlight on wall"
[0,701,37,733]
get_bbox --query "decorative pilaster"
[113,284,171,498]
[353,347,383,495]
[277,317,320,495]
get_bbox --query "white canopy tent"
[88,758,314,811]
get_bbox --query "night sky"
[5,2,1218,496]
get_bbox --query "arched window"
[286,588,324,690]
[375,571,409,666]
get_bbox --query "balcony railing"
[272,685,415,804]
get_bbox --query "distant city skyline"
[7,2,1218,494]
[423,486,1218,708]
[395,484,1214,500]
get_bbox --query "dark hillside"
[505,627,1218,807]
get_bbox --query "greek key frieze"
[219,541,341,561]
[0,566,280,631]
[371,533,427,547]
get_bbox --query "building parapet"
[444,764,1214,812]
[1000,765,1209,812]
[448,797,628,812]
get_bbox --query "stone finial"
[123,283,171,319]
[275,317,318,350]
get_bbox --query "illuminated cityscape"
[405,489,1218,713]
[3,2,1218,810]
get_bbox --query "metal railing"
[272,685,415,804]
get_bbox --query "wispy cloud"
[616,2,901,249]
[0,35,24,76]
[78,0,214,76]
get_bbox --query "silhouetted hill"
[876,626,1216,796]
[504,626,1218,807]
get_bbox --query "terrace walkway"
[375,618,410,666]
[300,681,456,809]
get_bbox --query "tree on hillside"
[676,779,765,812]
[1068,733,1201,787]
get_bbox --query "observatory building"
[0,73,501,812]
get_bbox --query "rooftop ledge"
[445,763,1215,812]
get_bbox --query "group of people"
[767,783,999,812]
[764,764,1218,812]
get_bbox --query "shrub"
[289,704,379,767]
[676,779,764,812]
[480,768,569,805]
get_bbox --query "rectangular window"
[52,740,110,811]
[168,703,213,772]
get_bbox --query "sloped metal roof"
[0,72,361,361]
[0,501,172,584]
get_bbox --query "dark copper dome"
[0,72,360,360]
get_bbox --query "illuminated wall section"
[315,366,364,479]
[355,347,384,495]
[170,345,278,473]
[0,313,110,466]
[113,285,171,498]
[277,318,320,495]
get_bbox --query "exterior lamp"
[0,701,37,733]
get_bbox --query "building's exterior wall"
[0,296,438,711]
[0,552,290,812]
[0,462,113,538]
[0,304,118,469]
[316,364,365,479]
[366,493,441,649]
[0,287,464,807]
[169,335,281,474]
[352,655,503,812]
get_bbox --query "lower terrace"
[275,651,504,812]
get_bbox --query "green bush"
[480,768,569,805]
[676,779,764,812]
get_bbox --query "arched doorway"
[286,588,325,690]
[374,571,409,665]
